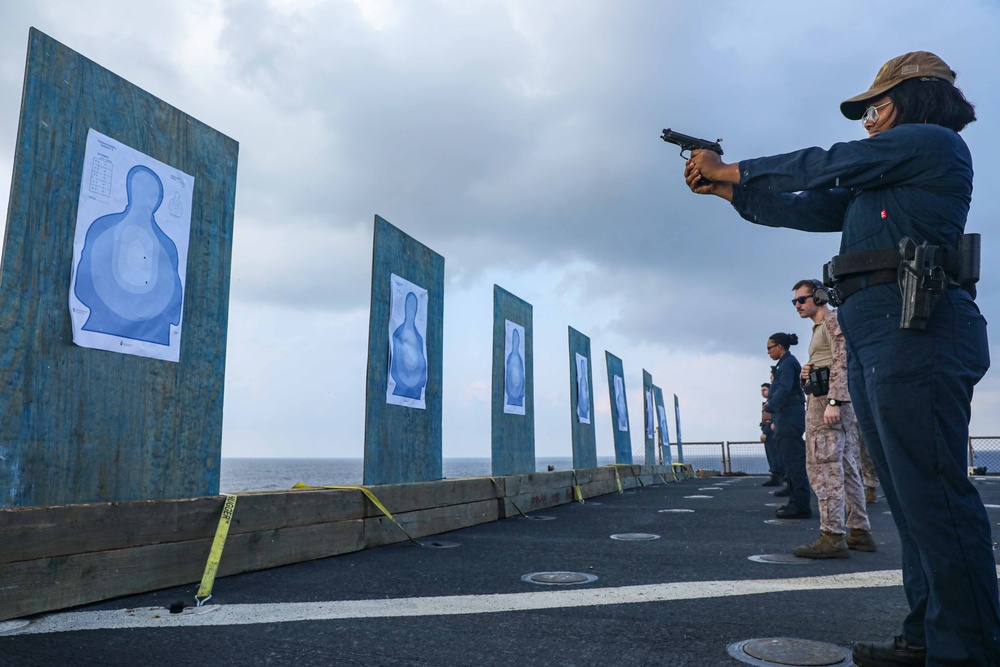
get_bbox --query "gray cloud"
[3,0,1000,453]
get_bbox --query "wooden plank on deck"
[0,489,366,565]
[0,519,364,621]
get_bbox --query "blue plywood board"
[674,394,685,463]
[363,215,444,485]
[652,385,672,466]
[0,29,238,507]
[567,327,597,470]
[604,351,632,464]
[491,286,534,476]
[642,370,656,465]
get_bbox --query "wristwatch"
[829,399,847,406]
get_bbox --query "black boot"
[761,475,781,487]
[775,505,811,519]
[852,635,926,666]
[773,485,790,497]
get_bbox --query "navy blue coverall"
[763,351,809,513]
[731,123,1000,666]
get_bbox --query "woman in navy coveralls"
[683,52,1000,667]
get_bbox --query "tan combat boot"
[846,528,877,552]
[865,486,878,504]
[793,531,850,559]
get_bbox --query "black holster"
[898,238,946,330]
[802,366,830,397]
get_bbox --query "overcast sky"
[2,0,999,461]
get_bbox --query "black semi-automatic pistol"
[660,129,723,158]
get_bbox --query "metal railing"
[664,441,766,475]
[664,436,1000,476]
[725,441,770,475]
[969,437,1000,475]
[666,442,726,473]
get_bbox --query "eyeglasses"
[791,294,815,305]
[766,344,778,351]
[861,101,892,125]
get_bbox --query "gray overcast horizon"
[1,0,999,460]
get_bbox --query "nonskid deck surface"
[4,476,1000,666]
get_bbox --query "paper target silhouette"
[503,320,526,415]
[386,273,429,409]
[645,388,655,439]
[74,165,182,345]
[70,129,193,362]
[575,353,591,424]
[614,374,629,432]
[390,291,427,399]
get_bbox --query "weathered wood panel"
[362,477,502,517]
[604,352,633,464]
[364,499,500,548]
[0,520,364,620]
[653,385,672,465]
[642,370,656,464]
[505,470,575,496]
[578,479,619,499]
[571,467,617,485]
[0,29,238,507]
[504,487,575,516]
[567,326,598,469]
[0,489,365,565]
[674,393,685,462]
[363,216,444,485]
[491,286,534,476]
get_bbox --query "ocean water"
[220,446,771,493]
[219,456,621,493]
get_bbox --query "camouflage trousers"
[805,395,870,535]
[857,432,880,489]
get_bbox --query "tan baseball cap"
[840,51,955,120]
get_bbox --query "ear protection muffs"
[809,278,830,306]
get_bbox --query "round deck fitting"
[0,620,30,635]
[747,554,815,565]
[764,518,803,525]
[683,495,713,499]
[521,571,598,585]
[658,509,694,513]
[417,540,460,548]
[728,637,852,666]
[610,532,660,541]
[699,487,725,491]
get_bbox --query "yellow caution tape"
[195,493,238,606]
[570,469,584,503]
[292,483,417,544]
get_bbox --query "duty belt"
[821,234,980,307]
[821,268,897,307]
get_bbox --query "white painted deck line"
[10,569,905,635]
